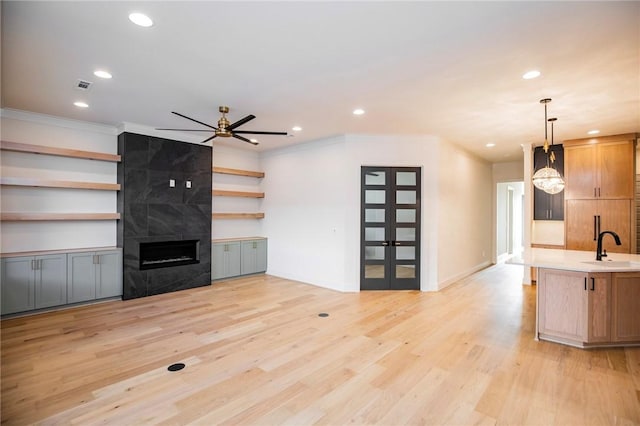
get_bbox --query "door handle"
[381,241,390,246]
[391,241,401,246]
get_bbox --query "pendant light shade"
[532,99,564,194]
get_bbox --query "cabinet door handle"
[590,277,595,291]
[31,259,36,270]
[38,259,42,269]
[594,187,597,198]
[593,216,597,241]
[597,215,601,236]
[598,187,601,198]
[584,277,587,291]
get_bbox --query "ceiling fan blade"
[232,133,259,146]
[155,128,213,132]
[227,114,256,130]
[233,130,288,136]
[201,134,217,144]
[172,111,218,130]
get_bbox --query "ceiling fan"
[156,106,287,145]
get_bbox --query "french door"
[360,166,421,290]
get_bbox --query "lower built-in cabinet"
[1,254,67,314]
[212,238,267,280]
[537,268,640,347]
[1,249,122,315]
[67,251,122,303]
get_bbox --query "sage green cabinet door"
[1,256,35,315]
[67,252,96,303]
[96,251,122,299]
[35,254,67,309]
[241,239,267,275]
[212,242,241,280]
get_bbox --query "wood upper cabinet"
[564,137,635,200]
[611,272,640,342]
[565,199,631,253]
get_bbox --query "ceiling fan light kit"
[156,106,287,145]
[532,98,565,195]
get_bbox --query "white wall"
[261,133,493,292]
[436,142,493,288]
[1,110,119,253]
[260,136,349,291]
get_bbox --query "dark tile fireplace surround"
[117,132,212,300]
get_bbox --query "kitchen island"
[519,248,640,348]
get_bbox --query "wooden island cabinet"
[537,267,640,347]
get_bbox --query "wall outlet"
[169,179,175,187]
[186,180,192,189]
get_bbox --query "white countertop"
[511,248,640,272]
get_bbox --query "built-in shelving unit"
[1,177,120,191]
[213,166,264,178]
[0,141,121,162]
[212,213,265,220]
[212,189,264,198]
[212,166,264,219]
[1,141,121,223]
[1,213,121,221]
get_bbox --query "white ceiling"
[2,1,639,163]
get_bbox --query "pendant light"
[532,98,565,194]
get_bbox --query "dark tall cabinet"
[533,144,564,220]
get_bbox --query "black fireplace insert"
[139,240,200,270]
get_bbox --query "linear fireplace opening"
[139,240,200,270]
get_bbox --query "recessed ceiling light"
[587,129,600,135]
[522,70,541,80]
[353,108,365,115]
[129,12,153,27]
[93,70,112,79]
[486,143,495,148]
[74,101,89,108]
[292,126,302,132]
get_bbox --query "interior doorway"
[496,181,524,263]
[360,166,421,290]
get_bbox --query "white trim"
[437,261,492,291]
[0,108,117,135]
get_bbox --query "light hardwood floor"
[2,264,639,425]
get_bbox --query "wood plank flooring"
[2,264,639,425]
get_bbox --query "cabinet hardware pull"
[584,277,587,291]
[591,277,595,291]
[593,216,597,241]
[597,215,601,236]
[31,259,36,270]
[38,259,42,269]
[598,187,601,197]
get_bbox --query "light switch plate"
[186,180,192,189]
[169,179,175,187]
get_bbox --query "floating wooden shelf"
[212,213,265,219]
[0,177,120,191]
[212,167,264,178]
[1,213,121,221]
[212,189,264,198]
[0,141,121,162]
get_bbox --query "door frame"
[360,166,421,290]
